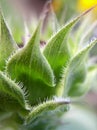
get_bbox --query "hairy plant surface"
[0,4,97,130]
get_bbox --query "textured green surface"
[0,5,97,130]
[0,11,18,70]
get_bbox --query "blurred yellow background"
[52,0,97,12]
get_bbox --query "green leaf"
[0,0,25,44]
[62,39,97,97]
[51,8,60,34]
[26,97,70,124]
[88,64,97,72]
[6,23,55,105]
[0,10,18,70]
[79,21,97,47]
[43,7,96,83]
[43,14,84,82]
[0,71,29,112]
[85,64,97,91]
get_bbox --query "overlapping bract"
[0,8,97,125]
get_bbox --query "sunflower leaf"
[0,71,29,113]
[44,14,83,82]
[0,10,18,70]
[6,22,55,105]
[62,39,97,97]
[26,98,70,124]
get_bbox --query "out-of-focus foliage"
[56,105,97,130]
[0,0,25,44]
